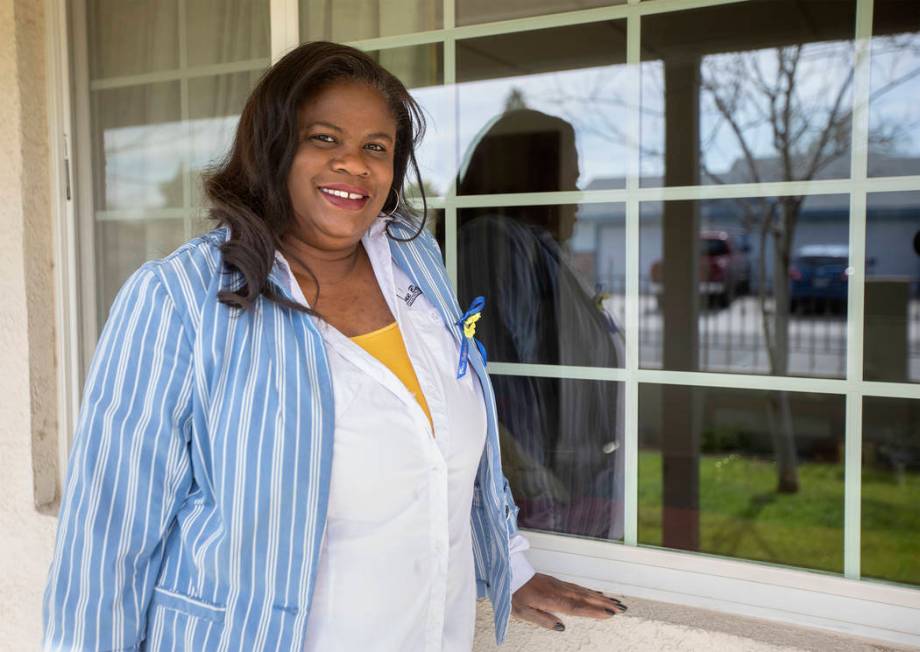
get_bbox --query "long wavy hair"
[204,41,427,313]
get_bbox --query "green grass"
[861,465,920,586]
[637,451,919,585]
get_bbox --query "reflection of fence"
[596,276,920,381]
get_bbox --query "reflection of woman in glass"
[43,44,626,651]
[457,109,625,540]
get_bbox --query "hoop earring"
[381,188,401,219]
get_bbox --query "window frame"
[49,0,920,645]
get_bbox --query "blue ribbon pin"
[456,296,487,379]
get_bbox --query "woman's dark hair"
[204,41,427,312]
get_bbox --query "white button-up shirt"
[277,220,534,652]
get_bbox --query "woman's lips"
[318,186,369,211]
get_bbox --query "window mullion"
[843,0,875,581]
[443,0,458,289]
[623,10,642,547]
[270,0,301,63]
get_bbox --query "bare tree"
[701,39,920,492]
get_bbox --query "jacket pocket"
[150,585,226,623]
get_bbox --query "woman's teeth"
[320,187,366,200]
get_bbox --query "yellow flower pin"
[463,312,481,339]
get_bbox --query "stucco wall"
[0,0,59,648]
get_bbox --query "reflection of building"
[571,156,920,382]
[576,155,920,288]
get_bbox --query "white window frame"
[44,0,83,492]
[46,0,920,646]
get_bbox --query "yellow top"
[350,322,433,429]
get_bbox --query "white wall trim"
[69,0,99,383]
[270,0,300,63]
[526,531,920,648]
[44,0,82,501]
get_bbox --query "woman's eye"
[309,134,335,144]
[365,143,386,153]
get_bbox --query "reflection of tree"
[527,36,918,496]
[701,42,920,492]
[869,34,920,157]
[504,86,527,111]
[536,67,649,161]
[405,178,440,200]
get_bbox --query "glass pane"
[862,396,920,587]
[88,0,179,79]
[639,195,850,378]
[456,21,630,193]
[188,71,265,209]
[456,0,624,27]
[457,203,625,367]
[96,218,188,325]
[864,192,920,383]
[366,45,452,197]
[641,0,856,186]
[299,0,441,43]
[186,0,270,67]
[868,0,920,177]
[639,384,845,573]
[91,82,184,211]
[85,1,274,334]
[495,376,624,540]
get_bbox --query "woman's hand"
[511,573,627,632]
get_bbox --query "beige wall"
[0,0,59,648]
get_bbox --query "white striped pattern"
[43,222,516,650]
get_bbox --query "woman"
[43,42,625,651]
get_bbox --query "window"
[64,0,920,645]
[76,0,270,344]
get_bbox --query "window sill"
[474,593,916,652]
[517,530,920,648]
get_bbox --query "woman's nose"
[331,147,370,177]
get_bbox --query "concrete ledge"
[473,596,917,651]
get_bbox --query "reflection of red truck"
[650,231,751,308]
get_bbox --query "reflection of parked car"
[650,231,751,308]
[789,244,849,314]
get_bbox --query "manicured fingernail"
[554,622,565,631]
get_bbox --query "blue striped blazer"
[43,221,519,651]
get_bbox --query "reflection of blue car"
[789,244,849,314]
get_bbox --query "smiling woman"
[41,41,625,652]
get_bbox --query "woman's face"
[287,81,397,251]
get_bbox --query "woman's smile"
[317,183,371,211]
